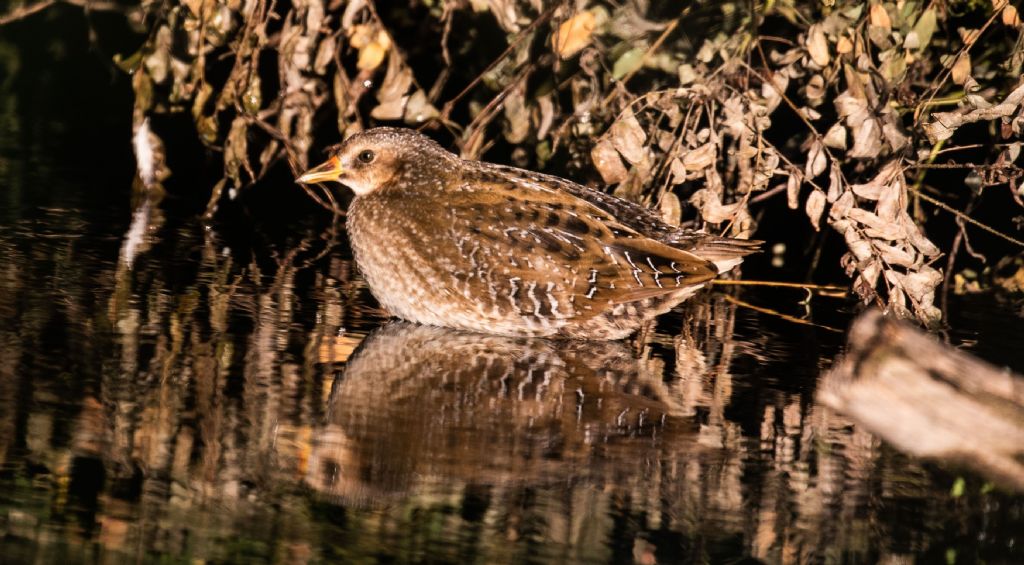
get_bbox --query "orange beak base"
[297,156,344,184]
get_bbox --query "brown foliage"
[118,0,1024,325]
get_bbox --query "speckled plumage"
[298,127,759,339]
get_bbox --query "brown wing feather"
[441,172,717,322]
[482,163,673,237]
[482,163,762,270]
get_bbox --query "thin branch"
[599,9,687,106]
[916,185,1024,248]
[438,4,557,123]
[912,8,1002,125]
[720,294,843,333]
[711,279,849,293]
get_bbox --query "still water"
[2,13,1024,565]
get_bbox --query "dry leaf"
[314,35,336,75]
[831,189,855,219]
[1003,4,1021,27]
[835,90,870,126]
[957,27,982,46]
[660,192,682,226]
[1007,141,1021,162]
[224,116,251,188]
[904,8,937,50]
[882,120,910,152]
[591,139,629,184]
[850,161,900,200]
[849,118,882,159]
[351,27,391,71]
[682,142,716,172]
[678,63,698,85]
[690,189,746,224]
[145,26,173,84]
[875,177,903,223]
[823,122,848,150]
[884,271,911,316]
[869,3,891,31]
[858,260,883,293]
[851,180,883,200]
[612,48,645,79]
[904,221,941,256]
[806,74,826,105]
[535,93,555,139]
[848,239,875,262]
[370,96,407,120]
[552,10,597,59]
[924,82,1024,143]
[502,82,529,143]
[786,172,802,210]
[806,189,826,230]
[868,23,893,49]
[609,111,647,164]
[403,90,438,124]
[951,53,972,85]
[348,23,373,48]
[875,242,917,268]
[806,140,828,177]
[376,54,413,105]
[668,158,687,184]
[889,266,943,324]
[358,42,387,70]
[806,24,830,67]
[836,35,853,54]
[802,107,823,120]
[827,162,843,202]
[761,72,789,112]
[847,208,904,240]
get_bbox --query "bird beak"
[297,156,344,184]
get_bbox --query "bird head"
[297,127,454,196]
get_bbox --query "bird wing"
[437,170,717,322]
[481,163,761,273]
[479,160,761,272]
[482,163,676,237]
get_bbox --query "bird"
[297,127,759,340]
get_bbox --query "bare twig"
[711,279,848,293]
[438,4,557,124]
[916,185,1024,248]
[912,8,1002,125]
[720,294,843,333]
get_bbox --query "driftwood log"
[818,310,1024,491]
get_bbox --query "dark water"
[2,10,1024,565]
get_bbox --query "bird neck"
[375,154,459,197]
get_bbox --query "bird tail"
[687,236,762,274]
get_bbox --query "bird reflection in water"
[307,322,700,506]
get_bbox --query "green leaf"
[536,140,552,168]
[950,476,965,497]
[612,48,645,80]
[905,8,937,50]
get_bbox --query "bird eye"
[357,149,375,164]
